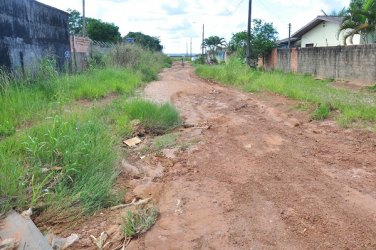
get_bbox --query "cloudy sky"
[37,0,350,54]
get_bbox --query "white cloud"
[37,0,351,53]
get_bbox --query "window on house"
[305,43,314,47]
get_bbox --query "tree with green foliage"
[203,36,226,61]
[67,9,82,35]
[67,9,122,43]
[251,19,278,60]
[339,0,376,44]
[86,18,122,43]
[228,31,247,59]
[124,32,163,51]
[229,19,278,63]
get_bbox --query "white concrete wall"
[301,21,360,47]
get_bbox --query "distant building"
[277,16,362,48]
[0,0,70,72]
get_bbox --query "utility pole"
[202,24,205,56]
[82,0,86,37]
[288,23,291,71]
[246,0,252,66]
[288,23,291,48]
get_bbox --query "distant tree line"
[67,9,163,51]
[202,19,278,64]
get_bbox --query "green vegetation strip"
[0,45,177,223]
[195,58,376,127]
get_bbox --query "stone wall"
[261,44,376,83]
[0,0,70,72]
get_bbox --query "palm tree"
[203,36,226,61]
[339,0,376,44]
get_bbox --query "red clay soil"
[60,62,375,249]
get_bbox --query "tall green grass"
[195,57,376,127]
[0,45,170,138]
[98,98,181,137]
[0,46,177,220]
[123,99,180,134]
[0,114,117,213]
[107,44,171,81]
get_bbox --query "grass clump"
[195,57,376,127]
[123,99,180,134]
[369,84,376,92]
[123,207,158,238]
[101,98,180,137]
[312,103,331,120]
[153,133,179,150]
[0,115,118,214]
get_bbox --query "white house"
[278,16,361,48]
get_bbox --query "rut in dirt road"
[128,62,376,249]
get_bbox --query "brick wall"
[263,44,376,83]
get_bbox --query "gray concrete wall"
[263,44,376,83]
[296,44,376,83]
[0,0,70,72]
[276,49,290,72]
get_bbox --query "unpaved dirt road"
[65,62,376,249]
[137,63,376,249]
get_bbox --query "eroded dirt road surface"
[63,62,375,250]
[131,62,376,249]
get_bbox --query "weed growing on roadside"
[153,133,179,150]
[312,103,331,120]
[124,99,180,134]
[369,84,376,92]
[0,114,118,215]
[195,57,376,127]
[107,44,169,82]
[123,207,158,238]
[179,138,201,151]
[0,44,176,222]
